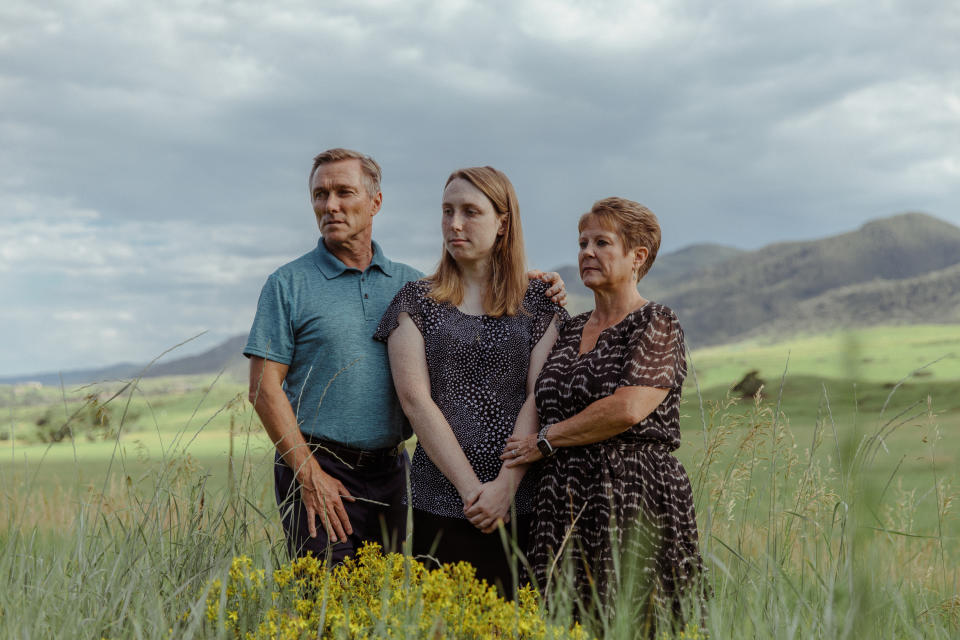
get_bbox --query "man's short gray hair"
[309,148,382,196]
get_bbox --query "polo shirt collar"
[313,238,394,279]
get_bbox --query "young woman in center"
[374,166,565,594]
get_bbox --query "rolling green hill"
[687,323,960,390]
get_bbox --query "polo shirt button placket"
[360,274,372,319]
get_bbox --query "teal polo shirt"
[244,239,424,449]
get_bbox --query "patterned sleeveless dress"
[528,302,704,619]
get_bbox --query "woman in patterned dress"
[503,197,705,624]
[373,166,566,594]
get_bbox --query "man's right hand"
[297,458,355,542]
[248,356,356,543]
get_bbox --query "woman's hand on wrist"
[501,434,543,468]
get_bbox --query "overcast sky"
[1,0,958,377]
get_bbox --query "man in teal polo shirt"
[245,148,565,563]
[245,148,422,562]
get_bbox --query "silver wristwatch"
[536,424,556,457]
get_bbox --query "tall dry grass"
[1,361,957,638]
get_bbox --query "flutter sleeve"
[373,280,428,342]
[619,306,687,389]
[524,279,569,351]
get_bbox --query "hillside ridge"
[658,211,960,346]
[3,212,958,385]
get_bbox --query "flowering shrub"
[658,625,706,640]
[205,543,590,639]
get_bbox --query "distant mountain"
[4,212,958,386]
[761,261,960,336]
[148,333,247,377]
[148,334,248,379]
[556,242,745,300]
[0,362,145,387]
[642,244,747,295]
[659,212,960,346]
[0,335,249,387]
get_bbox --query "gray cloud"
[1,0,958,375]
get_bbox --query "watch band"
[537,424,556,457]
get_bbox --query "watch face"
[537,438,552,457]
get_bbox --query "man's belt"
[303,434,403,470]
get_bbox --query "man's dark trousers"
[274,443,408,564]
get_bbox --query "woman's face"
[441,178,504,265]
[578,216,644,291]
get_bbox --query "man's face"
[311,159,382,247]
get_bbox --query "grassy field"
[689,324,960,387]
[1,324,958,638]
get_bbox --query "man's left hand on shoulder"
[527,270,567,306]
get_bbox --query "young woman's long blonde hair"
[427,166,528,317]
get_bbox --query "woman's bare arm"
[502,385,668,467]
[387,312,482,503]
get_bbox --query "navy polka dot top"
[374,278,566,518]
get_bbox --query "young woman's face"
[441,178,504,264]
[577,216,643,290]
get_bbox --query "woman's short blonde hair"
[579,197,661,280]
